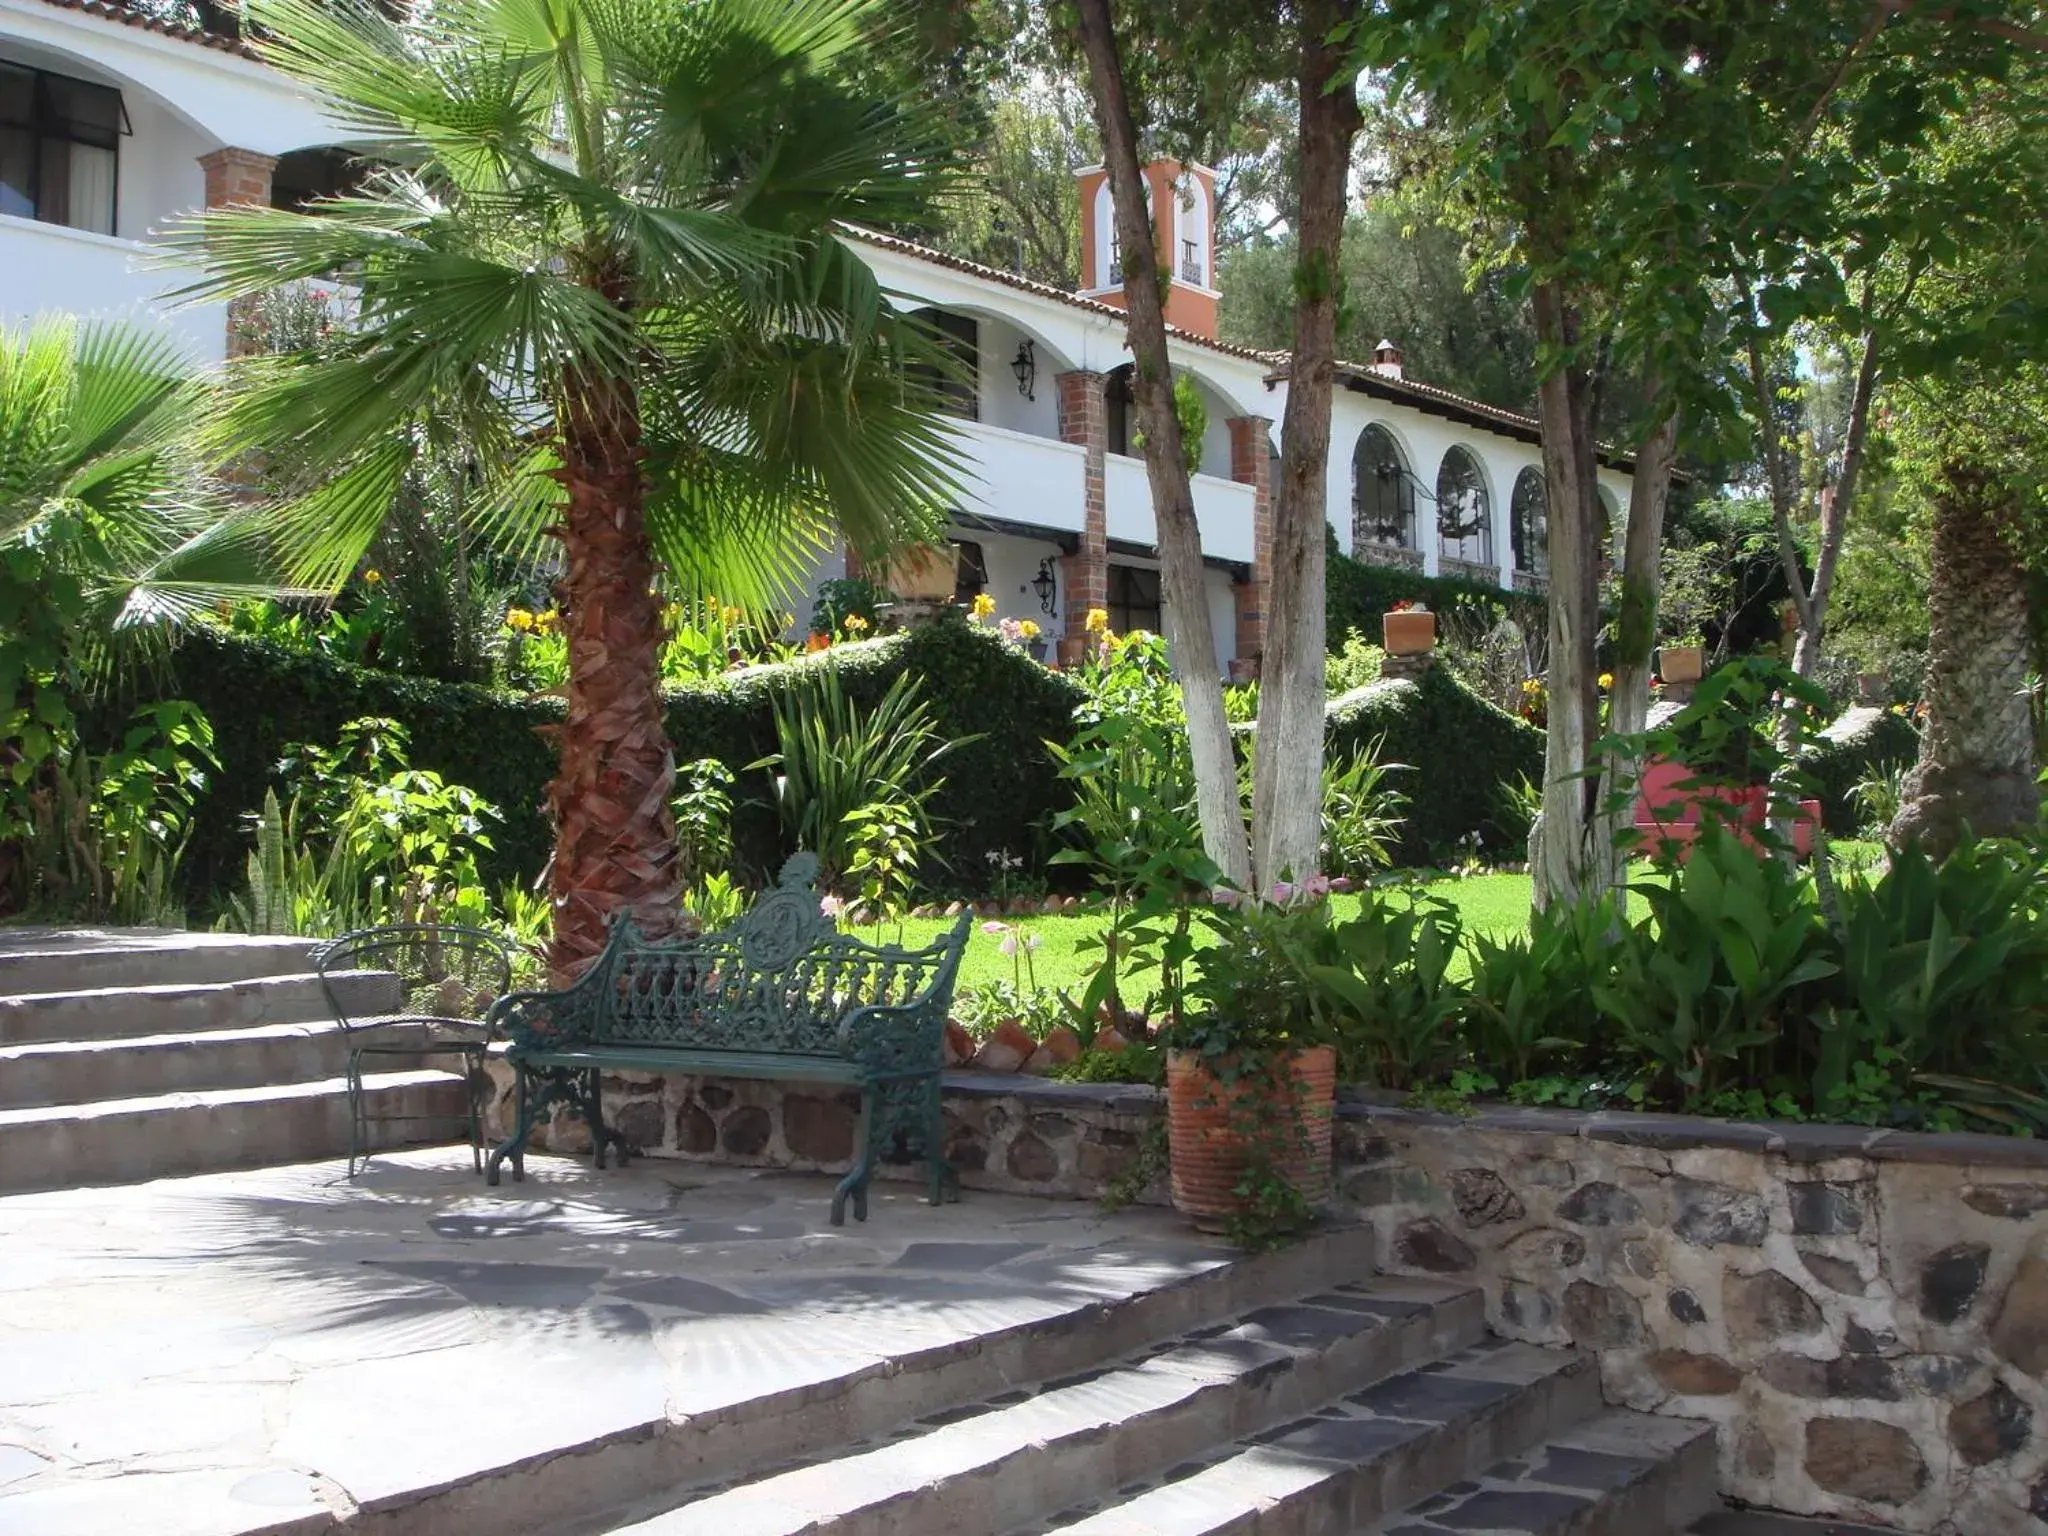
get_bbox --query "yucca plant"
[757,666,965,887]
[168,0,968,979]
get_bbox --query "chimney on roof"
[1371,339,1405,380]
[1075,159,1219,340]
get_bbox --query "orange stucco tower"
[1075,159,1220,340]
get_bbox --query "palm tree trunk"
[1891,458,2039,856]
[547,365,681,982]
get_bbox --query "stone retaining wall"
[488,1067,2048,1533]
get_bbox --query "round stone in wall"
[720,1104,772,1156]
[676,1102,717,1154]
[1449,1167,1525,1227]
[1921,1242,1992,1326]
[614,1099,665,1151]
[1393,1218,1477,1274]
[1727,1269,1824,1348]
[1006,1131,1058,1183]
[1803,1417,1928,1504]
[1558,1180,1643,1228]
[1951,1382,2032,1466]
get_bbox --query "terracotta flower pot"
[883,543,959,601]
[1382,610,1436,657]
[1166,1045,1336,1231]
[1659,645,1704,684]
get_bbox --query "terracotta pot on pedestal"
[1382,610,1436,657]
[1659,645,1704,685]
[1166,1046,1336,1231]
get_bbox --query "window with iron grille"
[0,63,123,236]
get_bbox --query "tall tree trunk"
[1790,324,1880,679]
[1073,0,1250,889]
[1593,401,1680,890]
[547,363,681,982]
[1529,278,1608,909]
[1250,0,1360,889]
[1891,458,2039,856]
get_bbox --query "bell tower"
[1075,159,1219,340]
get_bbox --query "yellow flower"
[842,613,870,635]
[505,607,535,633]
[1018,619,1041,640]
[1521,678,1541,695]
[362,568,382,585]
[1084,607,1109,634]
[535,608,559,633]
[722,605,742,627]
[1598,672,1614,691]
[971,592,996,620]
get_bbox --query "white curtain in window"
[67,142,115,235]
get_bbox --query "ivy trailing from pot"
[1159,878,1346,1250]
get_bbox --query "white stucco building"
[1,0,1638,677]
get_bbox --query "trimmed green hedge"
[109,618,1084,905]
[1801,705,1921,835]
[1324,663,1545,862]
[1325,529,1543,652]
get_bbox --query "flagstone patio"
[0,1148,1308,1536]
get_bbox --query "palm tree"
[0,318,271,906]
[170,0,966,979]
[1891,454,2040,856]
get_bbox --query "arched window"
[1510,467,1547,576]
[1175,173,1210,287]
[1436,447,1493,567]
[1351,425,1416,550]
[1094,176,1153,287]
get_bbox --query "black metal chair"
[311,924,515,1176]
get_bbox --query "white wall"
[0,0,336,155]
[971,312,1064,440]
[956,419,1088,536]
[0,214,226,361]
[1206,566,1238,671]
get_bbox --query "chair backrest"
[312,924,515,1033]
[591,854,965,1055]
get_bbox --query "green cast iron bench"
[483,854,972,1224]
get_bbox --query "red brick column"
[199,148,278,359]
[1227,414,1273,679]
[1056,369,1108,665]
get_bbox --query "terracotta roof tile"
[29,0,259,60]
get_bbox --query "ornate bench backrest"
[590,854,961,1057]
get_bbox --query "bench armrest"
[836,995,947,1076]
[486,966,607,1053]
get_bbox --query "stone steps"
[1365,1408,1719,1534]
[0,1069,470,1193]
[0,930,318,993]
[0,969,392,1047]
[1687,1513,1907,1535]
[1041,1340,1606,1535]
[581,1260,1720,1536]
[601,1276,1487,1536]
[0,1016,429,1109]
[0,929,469,1190]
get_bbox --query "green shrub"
[96,615,1083,907]
[1325,527,1542,655]
[1322,664,1544,862]
[1800,705,1920,834]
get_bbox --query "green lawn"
[874,872,1544,1000]
[875,842,1888,1006]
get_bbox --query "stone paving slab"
[0,1148,1259,1536]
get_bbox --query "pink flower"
[1209,887,1241,907]
[1301,874,1333,901]
[1269,881,1295,904]
[982,921,1009,936]
[1329,876,1354,893]
[1025,933,1043,952]
[998,933,1019,957]
[819,895,844,918]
